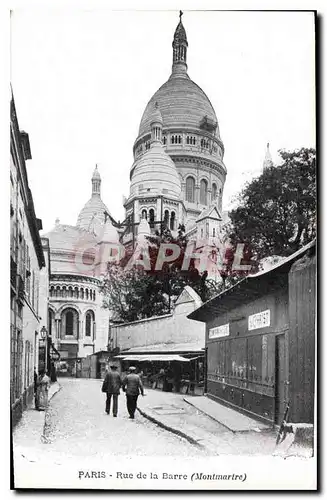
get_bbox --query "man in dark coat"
[122,366,144,419]
[103,365,122,417]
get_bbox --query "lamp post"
[40,326,48,374]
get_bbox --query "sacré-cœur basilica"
[43,13,229,362]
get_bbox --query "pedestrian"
[102,364,122,417]
[122,366,144,419]
[36,370,50,411]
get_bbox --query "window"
[213,228,216,237]
[185,176,195,203]
[141,209,147,220]
[206,223,209,238]
[85,313,92,337]
[66,311,74,335]
[212,183,217,201]
[164,210,169,227]
[85,310,95,339]
[163,136,167,145]
[149,209,155,228]
[200,179,208,205]
[186,136,196,145]
[170,211,176,231]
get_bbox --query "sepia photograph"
[9,6,317,491]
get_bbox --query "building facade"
[10,93,47,425]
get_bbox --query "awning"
[114,354,192,362]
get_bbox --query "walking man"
[122,366,144,419]
[103,365,122,417]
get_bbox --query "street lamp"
[40,326,48,374]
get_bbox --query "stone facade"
[10,93,47,425]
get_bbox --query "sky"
[10,9,316,234]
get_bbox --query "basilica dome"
[138,76,219,139]
[76,166,111,234]
[130,142,182,200]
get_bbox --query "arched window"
[85,310,95,339]
[212,183,217,201]
[74,287,79,299]
[149,208,155,228]
[213,228,216,237]
[200,179,208,205]
[164,210,169,227]
[171,135,174,144]
[62,286,67,298]
[170,212,176,231]
[68,286,73,298]
[163,136,167,145]
[141,209,147,220]
[66,311,74,335]
[85,289,89,301]
[80,288,84,300]
[85,313,91,337]
[61,308,79,339]
[185,176,195,203]
[178,135,182,144]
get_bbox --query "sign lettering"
[248,310,270,331]
[209,323,229,339]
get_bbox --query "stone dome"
[77,196,111,233]
[138,75,219,139]
[130,142,182,199]
[76,167,111,234]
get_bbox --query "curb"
[42,383,62,442]
[183,397,236,433]
[137,406,203,448]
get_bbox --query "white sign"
[209,323,230,339]
[248,310,271,331]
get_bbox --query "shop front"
[114,351,205,395]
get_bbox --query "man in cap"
[122,366,144,419]
[102,364,122,417]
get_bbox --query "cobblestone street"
[14,378,210,465]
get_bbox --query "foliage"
[228,148,316,260]
[100,224,221,323]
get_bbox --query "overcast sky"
[10,9,315,234]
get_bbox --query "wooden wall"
[288,253,316,423]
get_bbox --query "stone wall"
[111,287,205,352]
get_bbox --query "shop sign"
[209,323,229,339]
[248,310,270,331]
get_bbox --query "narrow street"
[14,378,210,463]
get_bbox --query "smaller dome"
[76,197,111,234]
[130,142,181,200]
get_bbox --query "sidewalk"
[137,389,277,455]
[13,381,61,449]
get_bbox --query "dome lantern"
[92,165,101,197]
[171,11,188,78]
